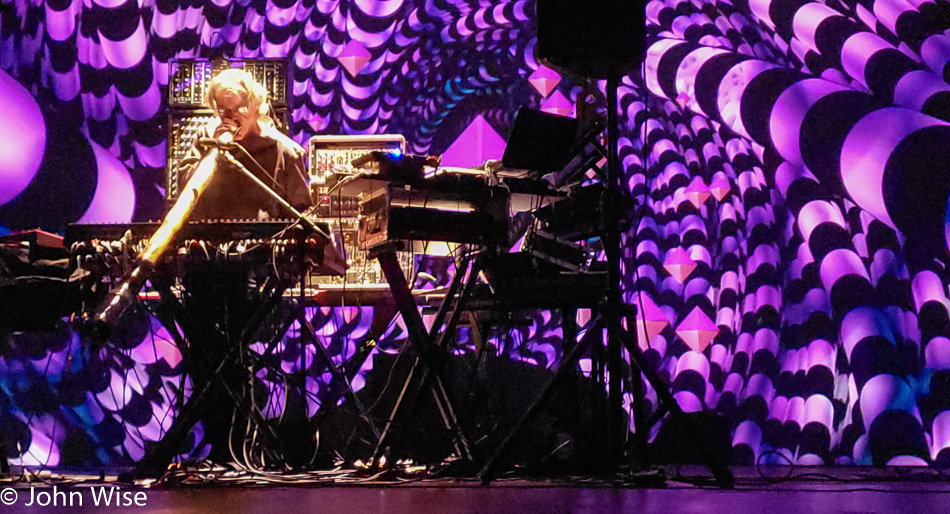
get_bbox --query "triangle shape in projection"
[529,66,561,97]
[541,90,573,116]
[339,40,372,76]
[440,115,506,168]
[709,175,731,201]
[633,293,670,350]
[676,306,719,353]
[684,175,711,209]
[663,246,697,283]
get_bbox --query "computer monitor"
[501,108,579,174]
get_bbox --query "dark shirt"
[180,122,312,220]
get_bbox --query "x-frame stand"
[128,143,338,476]
[367,242,476,466]
[135,267,293,476]
[137,245,373,476]
[475,75,734,487]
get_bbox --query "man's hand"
[214,119,239,141]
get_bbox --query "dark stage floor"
[2,467,950,513]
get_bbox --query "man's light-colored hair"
[205,68,271,121]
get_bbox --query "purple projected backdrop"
[4,0,950,469]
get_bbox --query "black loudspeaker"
[536,0,646,78]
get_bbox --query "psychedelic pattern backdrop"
[3,0,950,469]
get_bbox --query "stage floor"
[2,467,950,513]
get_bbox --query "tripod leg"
[603,74,630,465]
[620,329,735,488]
[629,352,649,468]
[477,315,605,483]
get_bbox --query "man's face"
[213,86,258,139]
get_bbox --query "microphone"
[217,128,235,145]
[198,125,238,149]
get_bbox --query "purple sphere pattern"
[2,0,950,468]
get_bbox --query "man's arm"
[286,145,313,209]
[267,126,313,210]
[176,122,225,184]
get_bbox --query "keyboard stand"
[367,242,475,466]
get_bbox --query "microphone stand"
[83,138,339,344]
[215,145,332,244]
[82,147,223,343]
[215,144,345,277]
